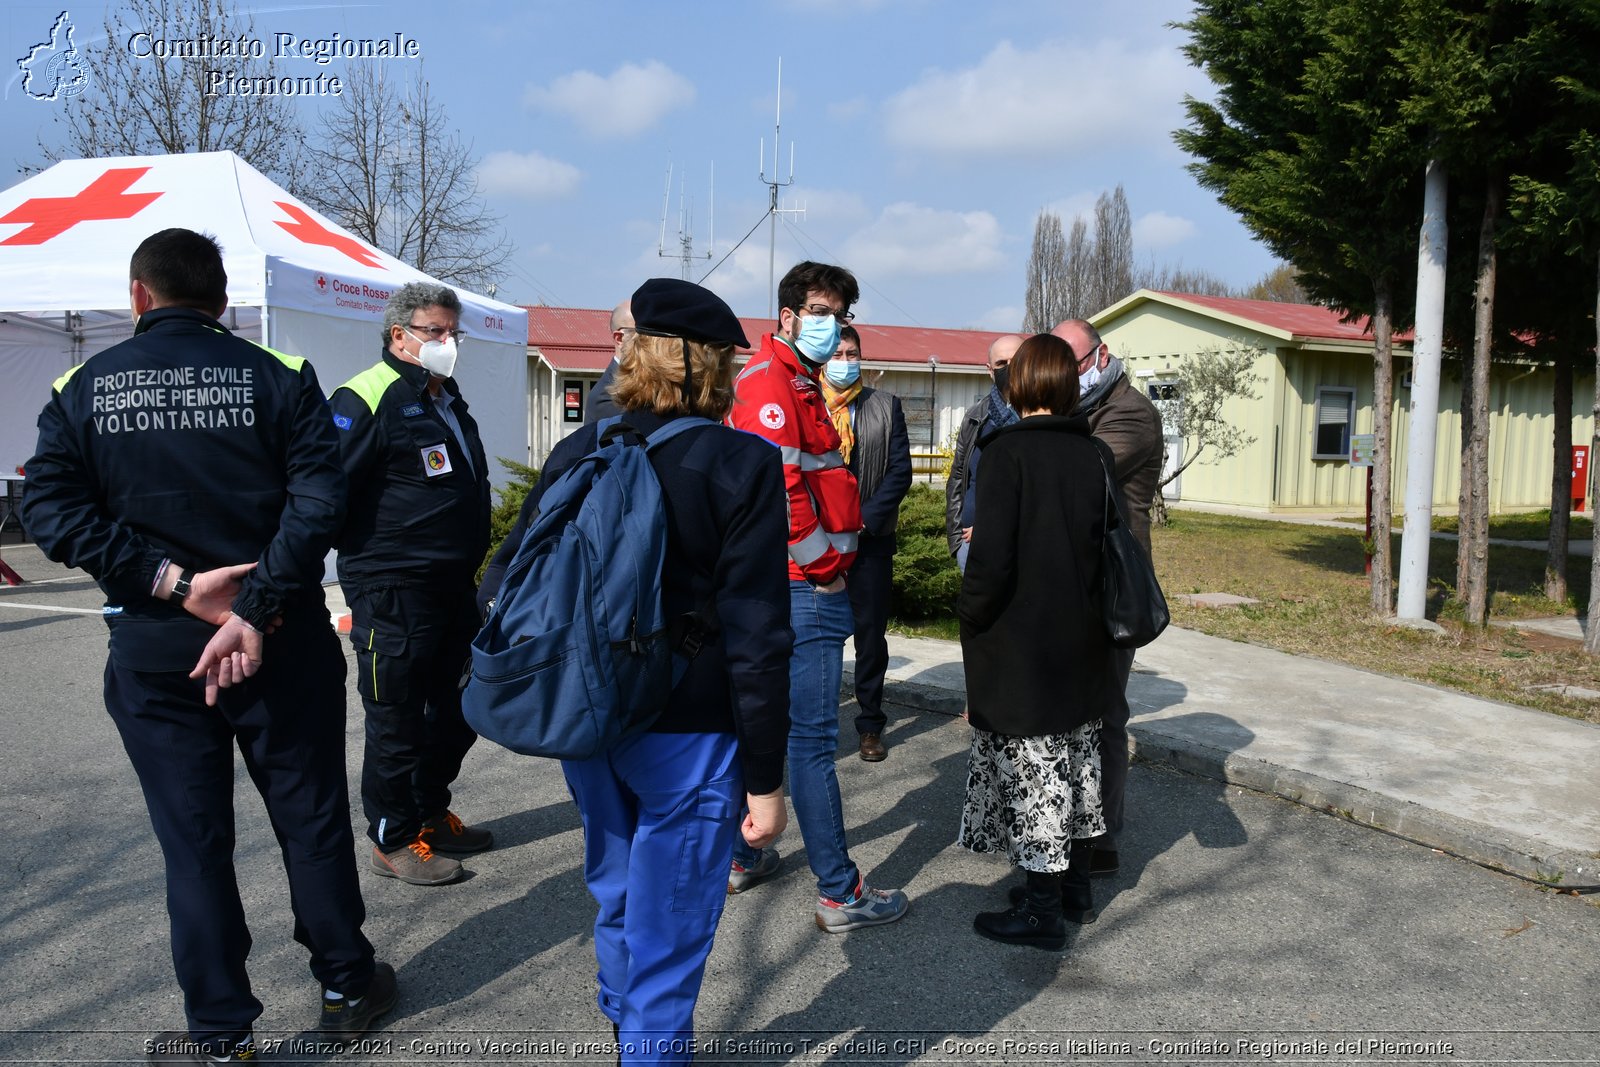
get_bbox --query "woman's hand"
[741,789,787,848]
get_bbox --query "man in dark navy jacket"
[330,282,494,888]
[22,228,393,1062]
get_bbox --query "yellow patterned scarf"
[820,378,862,464]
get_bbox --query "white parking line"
[0,602,103,615]
[0,575,86,589]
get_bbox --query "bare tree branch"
[34,0,308,190]
[302,65,511,290]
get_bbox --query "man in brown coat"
[1052,318,1164,877]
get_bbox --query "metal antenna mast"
[759,58,805,316]
[657,159,714,280]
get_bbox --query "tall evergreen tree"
[1176,0,1429,616]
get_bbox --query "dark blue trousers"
[1101,647,1135,839]
[104,621,374,1050]
[847,551,894,738]
[346,581,480,847]
[563,732,741,1066]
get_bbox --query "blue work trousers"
[563,732,742,1066]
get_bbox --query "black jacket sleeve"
[21,382,167,602]
[861,395,912,539]
[956,438,1020,632]
[711,449,793,795]
[231,362,347,628]
[946,399,985,556]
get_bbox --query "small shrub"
[477,457,540,583]
[892,484,962,619]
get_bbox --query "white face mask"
[407,329,459,378]
[1078,360,1102,391]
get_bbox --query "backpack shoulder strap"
[644,415,717,451]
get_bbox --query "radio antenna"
[758,58,806,316]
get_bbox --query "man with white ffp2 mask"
[328,282,496,888]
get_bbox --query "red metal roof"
[523,305,1004,373]
[1148,291,1416,343]
[537,345,614,373]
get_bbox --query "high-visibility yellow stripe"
[52,364,85,392]
[339,363,402,415]
[368,629,379,700]
[250,341,306,372]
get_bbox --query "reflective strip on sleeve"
[799,449,844,471]
[779,445,803,466]
[829,530,859,554]
[736,359,771,382]
[788,526,833,566]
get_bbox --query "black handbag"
[1093,442,1169,648]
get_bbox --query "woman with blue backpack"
[476,279,792,1064]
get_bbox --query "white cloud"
[882,38,1204,158]
[1133,210,1198,248]
[1042,193,1100,228]
[477,151,582,199]
[841,202,1004,278]
[523,61,695,138]
[827,96,869,122]
[791,186,871,228]
[971,305,1024,332]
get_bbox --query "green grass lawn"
[1336,508,1591,541]
[892,505,1600,724]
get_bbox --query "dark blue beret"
[630,278,749,349]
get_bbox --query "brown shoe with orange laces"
[371,836,463,885]
[420,811,494,855]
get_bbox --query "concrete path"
[3,544,1598,1064]
[851,627,1600,889]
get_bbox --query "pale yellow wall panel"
[1093,296,1594,516]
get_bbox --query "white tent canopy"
[0,151,528,481]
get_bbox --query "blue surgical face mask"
[824,358,860,387]
[794,313,842,363]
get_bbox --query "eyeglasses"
[407,323,468,341]
[795,302,854,323]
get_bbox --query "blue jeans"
[733,580,859,902]
[563,732,741,1066]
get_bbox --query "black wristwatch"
[171,569,192,604]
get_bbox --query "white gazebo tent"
[0,151,529,482]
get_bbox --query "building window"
[1314,387,1355,459]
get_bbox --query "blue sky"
[3,0,1281,330]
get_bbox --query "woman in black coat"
[956,332,1127,950]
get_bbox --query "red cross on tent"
[0,167,163,245]
[273,202,384,269]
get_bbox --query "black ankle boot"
[976,870,1067,949]
[1062,840,1098,923]
[1007,845,1098,923]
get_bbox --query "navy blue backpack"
[463,417,714,759]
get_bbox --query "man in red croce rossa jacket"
[724,260,910,934]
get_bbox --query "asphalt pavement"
[1,543,1597,1065]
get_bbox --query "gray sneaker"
[814,879,910,933]
[371,839,463,886]
[727,848,781,894]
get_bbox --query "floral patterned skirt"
[957,720,1106,872]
